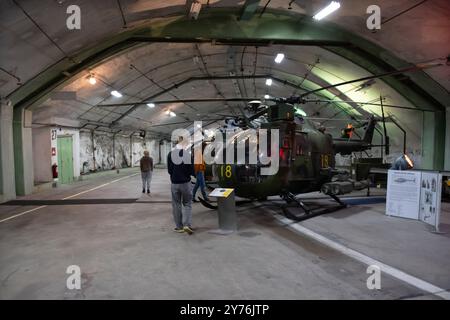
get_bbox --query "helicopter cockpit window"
[294,115,305,125]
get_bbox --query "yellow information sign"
[209,188,234,198]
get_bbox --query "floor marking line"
[0,172,139,224]
[0,206,47,223]
[62,173,139,200]
[270,211,449,300]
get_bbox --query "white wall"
[79,131,93,173]
[132,136,159,167]
[33,127,52,183]
[160,141,171,165]
[79,131,161,172]
[114,135,131,169]
[93,133,114,170]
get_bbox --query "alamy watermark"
[366,265,381,290]
[66,5,81,30]
[366,5,381,30]
[170,121,280,176]
[66,265,81,290]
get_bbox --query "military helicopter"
[196,97,379,221]
[190,61,446,220]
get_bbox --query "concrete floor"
[0,168,449,299]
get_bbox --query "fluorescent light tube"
[313,1,341,20]
[274,53,285,63]
[111,90,122,98]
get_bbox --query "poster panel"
[386,170,422,220]
[419,172,442,228]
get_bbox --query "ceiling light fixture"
[274,53,285,63]
[88,75,96,85]
[166,109,176,117]
[313,1,341,21]
[147,103,155,108]
[111,90,122,98]
[265,78,272,86]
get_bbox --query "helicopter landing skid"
[198,197,218,209]
[280,192,347,222]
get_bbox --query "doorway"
[57,136,74,184]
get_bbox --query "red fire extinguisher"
[52,163,58,178]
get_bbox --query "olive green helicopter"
[196,96,382,221]
[190,60,445,221]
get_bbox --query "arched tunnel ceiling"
[33,42,425,138]
[1,0,449,138]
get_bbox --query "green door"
[57,136,74,184]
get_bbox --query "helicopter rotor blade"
[303,99,432,112]
[97,97,262,107]
[299,59,445,99]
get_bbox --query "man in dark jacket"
[140,150,154,194]
[168,138,195,234]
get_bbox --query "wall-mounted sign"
[51,147,56,156]
[51,129,57,140]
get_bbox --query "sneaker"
[173,227,185,233]
[183,226,194,235]
[142,189,145,193]
[147,190,150,194]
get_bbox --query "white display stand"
[386,170,443,232]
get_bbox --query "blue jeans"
[193,171,209,200]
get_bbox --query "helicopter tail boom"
[333,116,377,155]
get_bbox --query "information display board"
[386,170,422,220]
[209,188,234,198]
[419,172,442,228]
[386,170,443,231]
